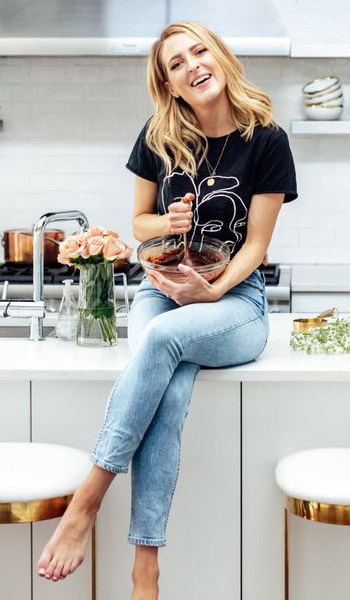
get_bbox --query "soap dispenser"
[55,279,78,341]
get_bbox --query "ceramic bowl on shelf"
[303,104,343,120]
[137,235,230,283]
[302,75,344,120]
[304,89,343,106]
[302,76,339,96]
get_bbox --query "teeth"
[192,75,210,87]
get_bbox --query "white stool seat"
[275,448,350,505]
[0,443,91,503]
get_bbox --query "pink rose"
[87,235,105,256]
[76,231,88,245]
[57,252,72,266]
[87,226,105,238]
[103,236,132,261]
[104,230,119,239]
[79,240,90,259]
[57,235,81,264]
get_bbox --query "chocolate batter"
[147,247,215,268]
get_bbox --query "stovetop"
[0,262,144,286]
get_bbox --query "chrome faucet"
[31,211,89,340]
[0,210,89,341]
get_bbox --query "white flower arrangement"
[290,318,350,354]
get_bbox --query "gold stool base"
[284,494,350,600]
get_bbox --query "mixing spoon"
[180,193,194,265]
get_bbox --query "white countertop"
[292,264,350,293]
[1,314,350,382]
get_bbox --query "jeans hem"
[90,455,128,474]
[128,536,166,547]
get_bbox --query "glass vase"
[76,261,117,347]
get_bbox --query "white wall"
[0,55,349,264]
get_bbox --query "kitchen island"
[1,314,350,600]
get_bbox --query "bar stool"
[0,442,95,597]
[275,448,350,600]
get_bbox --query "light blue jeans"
[91,269,269,546]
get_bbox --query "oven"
[0,262,291,314]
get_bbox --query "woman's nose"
[187,58,200,73]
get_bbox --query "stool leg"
[92,523,97,600]
[284,508,289,600]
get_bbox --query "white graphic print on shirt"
[160,170,248,256]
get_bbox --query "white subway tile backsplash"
[11,84,49,102]
[0,65,30,83]
[48,84,83,101]
[299,228,336,247]
[29,66,65,83]
[0,84,11,101]
[0,55,349,265]
[318,246,350,263]
[282,246,319,263]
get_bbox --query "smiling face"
[161,32,227,108]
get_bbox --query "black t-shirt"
[126,120,298,257]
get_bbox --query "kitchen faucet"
[0,210,89,341]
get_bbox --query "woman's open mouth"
[191,74,212,89]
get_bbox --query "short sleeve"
[125,121,158,183]
[253,127,298,203]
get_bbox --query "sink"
[0,325,128,339]
[0,326,55,338]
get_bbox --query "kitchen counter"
[1,314,349,381]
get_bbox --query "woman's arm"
[133,176,170,242]
[133,176,194,243]
[211,192,284,297]
[147,193,284,305]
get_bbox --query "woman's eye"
[196,48,206,54]
[170,61,181,70]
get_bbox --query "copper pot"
[1,229,65,266]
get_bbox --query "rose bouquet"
[58,227,132,347]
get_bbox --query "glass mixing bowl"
[137,235,230,283]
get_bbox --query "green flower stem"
[76,261,117,346]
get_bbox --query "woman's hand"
[147,263,220,306]
[168,193,194,234]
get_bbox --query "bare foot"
[37,495,97,582]
[37,466,115,582]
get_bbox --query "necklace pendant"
[207,177,215,186]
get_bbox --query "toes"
[69,554,83,574]
[52,561,64,582]
[37,547,52,577]
[62,560,73,578]
[44,558,58,580]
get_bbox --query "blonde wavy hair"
[146,21,277,177]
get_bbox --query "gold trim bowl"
[302,75,340,95]
[304,91,343,106]
[304,104,343,120]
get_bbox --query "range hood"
[0,0,290,57]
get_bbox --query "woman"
[37,21,297,599]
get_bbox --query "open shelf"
[291,120,350,135]
[291,43,350,58]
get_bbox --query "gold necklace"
[204,133,231,186]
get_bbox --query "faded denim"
[91,269,269,546]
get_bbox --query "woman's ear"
[164,81,180,99]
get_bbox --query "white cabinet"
[242,381,350,600]
[292,292,350,313]
[0,382,31,600]
[31,379,241,600]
